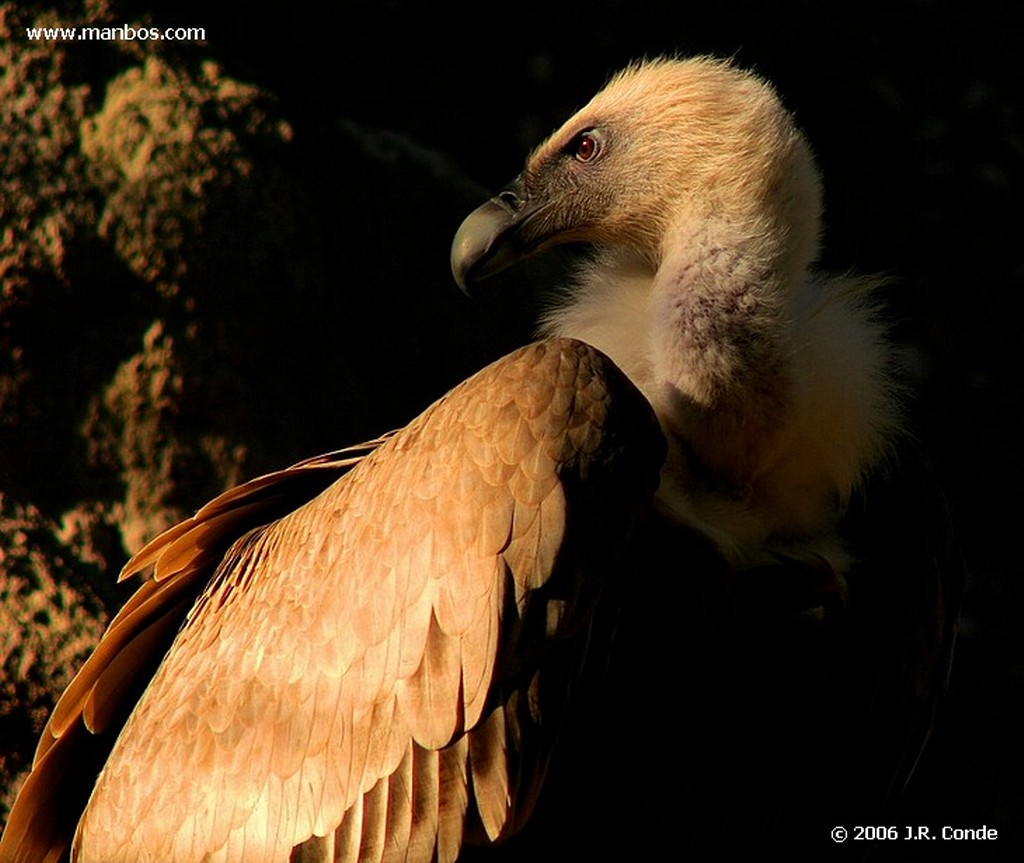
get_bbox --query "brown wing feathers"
[1,339,663,863]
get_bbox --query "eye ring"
[573,131,601,163]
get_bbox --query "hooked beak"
[451,178,546,294]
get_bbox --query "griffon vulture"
[0,57,959,861]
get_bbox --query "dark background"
[1,0,1020,857]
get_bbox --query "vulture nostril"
[498,189,520,208]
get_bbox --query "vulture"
[0,57,960,861]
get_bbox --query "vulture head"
[453,57,898,569]
[453,57,822,290]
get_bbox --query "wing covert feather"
[22,339,663,863]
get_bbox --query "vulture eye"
[573,131,601,162]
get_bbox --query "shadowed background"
[1,1,1020,858]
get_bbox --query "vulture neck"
[542,221,891,567]
[647,215,795,478]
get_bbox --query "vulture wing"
[0,339,665,863]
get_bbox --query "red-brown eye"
[574,132,600,162]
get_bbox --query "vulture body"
[1,58,959,861]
